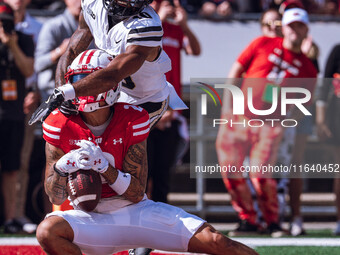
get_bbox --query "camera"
[167,0,174,6]
[0,19,14,34]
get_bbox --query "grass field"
[255,246,340,255]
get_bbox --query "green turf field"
[255,246,340,255]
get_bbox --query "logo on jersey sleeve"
[113,138,123,145]
[87,8,96,20]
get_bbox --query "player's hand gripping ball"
[66,169,102,212]
[76,140,109,173]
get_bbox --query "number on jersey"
[124,105,143,112]
[122,76,136,90]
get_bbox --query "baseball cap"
[282,8,309,26]
[279,0,304,14]
[0,2,14,20]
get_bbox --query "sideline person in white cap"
[216,7,317,237]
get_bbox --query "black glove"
[28,88,65,125]
[59,100,79,116]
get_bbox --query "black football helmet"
[103,0,153,19]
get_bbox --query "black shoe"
[228,220,259,237]
[14,217,37,234]
[4,220,21,234]
[129,248,153,255]
[268,223,287,238]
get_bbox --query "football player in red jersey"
[36,49,258,255]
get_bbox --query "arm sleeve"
[318,45,340,101]
[125,108,150,148]
[126,24,163,48]
[42,113,63,148]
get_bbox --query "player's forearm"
[122,178,145,203]
[45,169,68,205]
[72,52,146,97]
[102,165,146,203]
[44,143,68,205]
[55,28,92,87]
[55,50,74,87]
[101,141,148,203]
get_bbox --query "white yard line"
[0,237,339,252]
[232,238,340,247]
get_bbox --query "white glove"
[55,149,91,175]
[76,140,109,173]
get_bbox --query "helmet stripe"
[86,49,97,64]
[78,50,90,65]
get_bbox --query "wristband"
[53,163,68,177]
[59,83,76,101]
[109,170,131,195]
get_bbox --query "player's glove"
[76,140,109,173]
[28,88,65,125]
[28,84,75,125]
[54,149,92,176]
[59,100,79,116]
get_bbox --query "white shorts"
[46,199,205,255]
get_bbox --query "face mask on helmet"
[64,49,121,113]
[103,0,153,20]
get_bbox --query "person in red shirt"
[216,8,317,237]
[36,49,258,255]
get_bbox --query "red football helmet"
[65,49,121,112]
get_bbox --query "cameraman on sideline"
[0,2,34,233]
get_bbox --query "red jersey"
[237,36,317,119]
[162,21,184,97]
[42,103,150,198]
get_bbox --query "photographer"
[0,2,34,233]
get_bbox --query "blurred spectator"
[260,8,282,37]
[316,44,340,235]
[0,2,34,234]
[200,0,235,18]
[278,0,305,14]
[4,0,41,234]
[28,0,65,11]
[237,0,262,12]
[216,8,317,237]
[35,0,81,102]
[180,0,203,14]
[277,0,320,236]
[315,0,339,15]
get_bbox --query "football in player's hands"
[66,169,102,212]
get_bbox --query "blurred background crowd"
[26,0,340,16]
[0,0,340,240]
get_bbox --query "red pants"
[216,116,283,225]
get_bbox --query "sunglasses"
[262,20,282,27]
